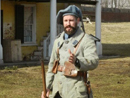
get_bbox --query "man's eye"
[70,19,74,21]
[70,20,73,21]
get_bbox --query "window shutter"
[15,5,24,43]
[1,10,3,46]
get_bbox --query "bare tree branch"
[101,0,130,8]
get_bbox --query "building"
[0,0,65,63]
[0,0,102,64]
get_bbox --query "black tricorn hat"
[57,5,82,25]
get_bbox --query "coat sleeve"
[46,40,57,89]
[76,35,99,71]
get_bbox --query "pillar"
[49,0,57,57]
[95,0,102,56]
[0,1,3,64]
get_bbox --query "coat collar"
[57,27,85,48]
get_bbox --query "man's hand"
[41,89,50,98]
[68,49,76,64]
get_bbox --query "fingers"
[41,90,50,98]
[68,49,72,54]
[68,49,74,56]
[41,91,44,98]
[46,89,50,97]
[69,55,74,61]
[68,49,75,64]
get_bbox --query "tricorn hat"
[57,5,82,25]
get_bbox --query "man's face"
[63,15,79,35]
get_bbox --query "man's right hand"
[41,89,50,98]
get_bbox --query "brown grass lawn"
[0,58,130,98]
[85,22,130,56]
[0,22,130,98]
[85,22,130,44]
[90,57,130,98]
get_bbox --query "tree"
[113,0,118,8]
[102,0,109,8]
[102,0,130,9]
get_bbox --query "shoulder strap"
[56,42,63,61]
[57,48,60,60]
[73,33,85,55]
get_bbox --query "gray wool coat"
[46,27,99,98]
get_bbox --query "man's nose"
[66,21,70,25]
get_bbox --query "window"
[24,5,36,44]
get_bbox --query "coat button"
[59,81,62,84]
[64,40,69,44]
[64,47,67,51]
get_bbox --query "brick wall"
[101,12,130,22]
[82,7,130,22]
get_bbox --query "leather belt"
[58,65,64,72]
[57,65,85,77]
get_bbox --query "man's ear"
[77,18,80,24]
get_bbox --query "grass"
[89,57,130,98]
[0,22,130,98]
[84,22,130,56]
[0,66,44,98]
[0,59,130,98]
[85,22,130,43]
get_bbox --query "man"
[42,5,99,98]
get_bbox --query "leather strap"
[83,72,87,83]
[57,48,60,60]
[57,42,63,61]
[57,65,86,77]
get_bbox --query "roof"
[9,0,97,5]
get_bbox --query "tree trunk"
[105,0,108,8]
[111,0,114,8]
[114,0,117,8]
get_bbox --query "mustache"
[64,25,76,29]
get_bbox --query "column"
[49,0,57,57]
[0,1,3,64]
[95,0,102,56]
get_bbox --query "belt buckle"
[70,70,78,77]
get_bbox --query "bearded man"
[41,5,99,98]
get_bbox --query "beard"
[64,25,77,35]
